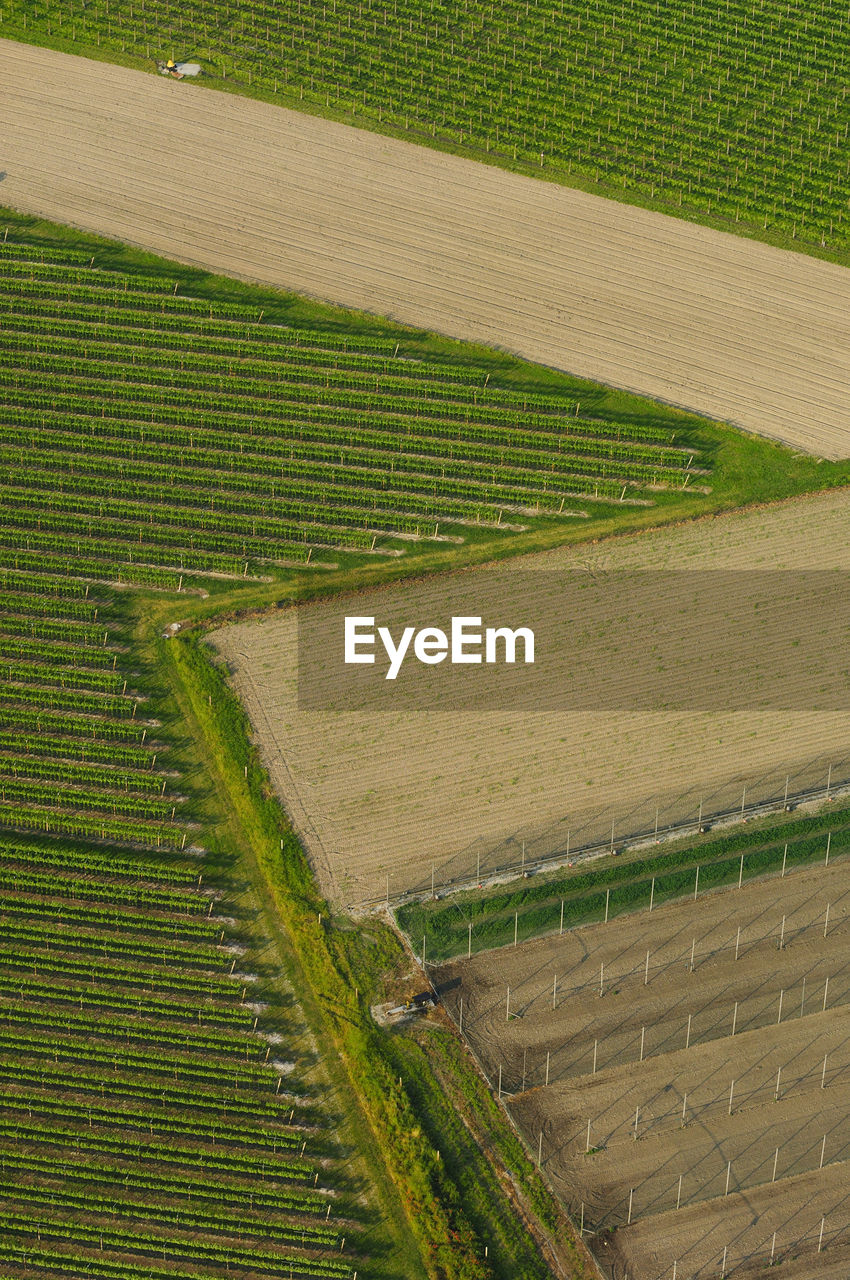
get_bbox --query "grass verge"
[162,622,581,1279]
[398,803,850,963]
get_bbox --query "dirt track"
[3,38,850,458]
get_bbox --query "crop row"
[0,1179,341,1248]
[1,348,658,443]
[0,730,153,768]
[0,312,490,387]
[0,615,108,649]
[0,778,176,820]
[0,260,177,295]
[0,704,151,745]
[1,656,125,694]
[0,1060,297,1125]
[7,415,691,489]
[0,804,184,849]
[0,1027,276,1088]
[14,449,625,519]
[0,243,93,266]
[0,867,203,912]
[0,948,237,997]
[1,378,679,454]
[0,328,652,442]
[0,755,170,795]
[0,634,115,670]
[0,492,371,560]
[3,476,512,546]
[0,1092,305,1154]
[0,278,396,351]
[0,838,196,883]
[0,975,250,1028]
[0,1213,352,1277]
[13,442,637,518]
[0,679,137,719]
[0,588,101,621]
[0,890,214,938]
[0,543,246,587]
[0,1002,265,1058]
[0,921,225,969]
[0,1148,330,1216]
[0,1118,313,1182]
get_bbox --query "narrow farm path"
[3,38,850,457]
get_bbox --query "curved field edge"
[161,623,584,1280]
[1,8,848,273]
[3,204,850,596]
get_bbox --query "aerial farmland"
[0,0,849,1278]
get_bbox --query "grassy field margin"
[165,627,505,1280]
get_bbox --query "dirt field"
[213,488,850,907]
[4,38,850,459]
[437,857,850,1279]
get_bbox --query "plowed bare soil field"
[4,38,850,457]
[213,488,850,906]
[437,856,850,1279]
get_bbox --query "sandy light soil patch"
[213,489,850,907]
[3,38,850,457]
[438,857,850,1279]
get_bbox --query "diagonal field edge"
[2,38,850,457]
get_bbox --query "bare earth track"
[3,39,850,458]
[439,857,850,1279]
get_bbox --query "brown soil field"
[437,858,850,1279]
[4,39,850,458]
[213,489,850,907]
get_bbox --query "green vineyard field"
[3,0,848,256]
[0,239,709,591]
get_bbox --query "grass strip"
[167,628,498,1280]
[399,806,850,962]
